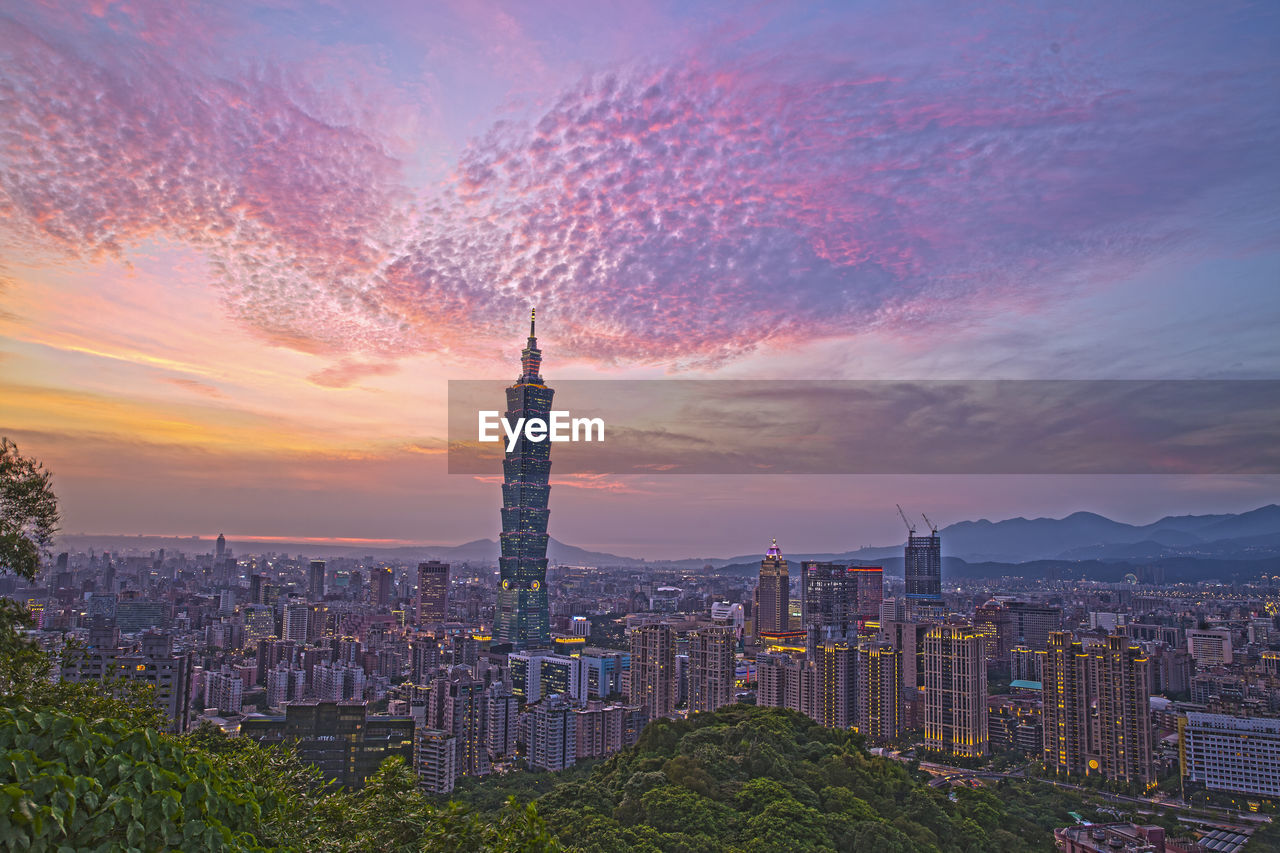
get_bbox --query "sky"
[2,0,1278,558]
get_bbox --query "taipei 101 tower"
[496,309,553,649]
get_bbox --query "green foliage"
[509,705,1071,853]
[0,705,268,852]
[0,438,59,582]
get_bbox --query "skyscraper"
[216,533,226,562]
[497,309,553,650]
[1042,631,1153,786]
[688,625,737,713]
[628,624,676,720]
[904,530,943,617]
[417,561,450,626]
[855,641,902,742]
[815,639,856,729]
[801,561,858,642]
[307,560,326,602]
[374,566,394,607]
[756,539,790,634]
[923,624,987,758]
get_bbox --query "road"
[887,754,1272,827]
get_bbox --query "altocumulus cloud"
[2,2,1277,367]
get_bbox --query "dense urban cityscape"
[4,1,1279,850]
[4,321,1279,852]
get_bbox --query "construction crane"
[896,504,916,536]
[920,512,938,535]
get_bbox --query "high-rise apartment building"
[855,642,902,742]
[282,601,310,643]
[497,310,553,649]
[755,650,816,720]
[1042,631,1154,786]
[416,561,450,626]
[923,625,987,758]
[688,625,737,713]
[416,728,457,795]
[756,539,790,634]
[427,668,490,779]
[904,530,943,617]
[61,630,193,733]
[528,694,577,772]
[307,560,326,602]
[815,639,856,729]
[628,623,676,719]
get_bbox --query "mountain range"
[57,503,1280,571]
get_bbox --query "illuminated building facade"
[756,539,790,634]
[497,310,553,649]
[855,642,902,742]
[923,625,987,757]
[416,560,450,626]
[1042,631,1153,786]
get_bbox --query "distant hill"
[57,504,1280,571]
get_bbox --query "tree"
[0,438,59,581]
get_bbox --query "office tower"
[1179,713,1280,798]
[243,701,414,791]
[1004,602,1062,651]
[1186,629,1233,667]
[688,626,737,713]
[497,309,553,650]
[815,639,856,729]
[974,599,1011,659]
[416,561,450,626]
[923,625,987,758]
[579,648,629,699]
[528,694,577,771]
[628,624,676,719]
[216,533,226,563]
[374,566,394,607]
[416,728,458,794]
[249,574,265,605]
[801,562,858,642]
[904,529,943,617]
[852,565,883,624]
[282,602,310,642]
[1041,631,1153,786]
[428,668,490,779]
[855,642,902,742]
[308,560,326,602]
[756,539,790,634]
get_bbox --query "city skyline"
[2,1,1279,556]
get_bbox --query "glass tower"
[496,309,552,649]
[904,531,943,616]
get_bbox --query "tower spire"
[530,306,536,338]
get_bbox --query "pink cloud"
[2,2,1276,370]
